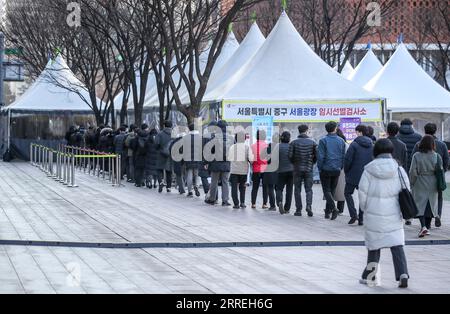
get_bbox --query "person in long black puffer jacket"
[144,129,159,189]
[132,125,150,187]
[397,119,422,172]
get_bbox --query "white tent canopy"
[348,49,383,87]
[365,43,450,114]
[336,61,354,80]
[219,12,379,102]
[5,55,94,112]
[141,32,240,108]
[203,22,265,103]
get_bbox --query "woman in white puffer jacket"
[358,139,410,289]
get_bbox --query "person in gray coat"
[410,135,444,238]
[155,121,174,193]
[412,123,449,228]
[205,120,234,206]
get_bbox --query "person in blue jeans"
[317,122,346,221]
[344,125,374,226]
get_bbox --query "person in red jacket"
[251,130,269,209]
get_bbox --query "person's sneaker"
[222,202,232,207]
[294,211,302,217]
[324,210,331,219]
[240,204,247,209]
[153,184,157,189]
[399,274,409,289]
[233,205,240,209]
[268,207,277,211]
[158,185,164,193]
[205,199,215,205]
[425,229,431,236]
[331,210,339,221]
[167,189,171,193]
[348,217,358,225]
[194,187,201,197]
[262,204,269,209]
[418,227,428,238]
[307,210,314,218]
[187,192,194,198]
[251,204,257,209]
[435,217,442,228]
[405,220,412,226]
[358,221,364,226]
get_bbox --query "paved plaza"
[0,161,450,294]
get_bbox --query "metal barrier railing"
[30,144,122,188]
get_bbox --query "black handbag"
[398,168,419,220]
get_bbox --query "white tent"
[365,43,450,114]
[217,12,382,123]
[172,32,240,107]
[6,55,94,112]
[203,22,265,102]
[348,49,383,87]
[336,61,355,80]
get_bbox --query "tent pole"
[441,113,445,141]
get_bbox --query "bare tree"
[234,0,398,71]
[413,0,450,90]
[152,0,264,124]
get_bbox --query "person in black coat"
[263,134,279,211]
[155,120,174,193]
[113,126,127,180]
[132,125,150,187]
[288,125,318,217]
[412,123,449,227]
[171,135,186,195]
[344,125,374,226]
[387,122,408,169]
[397,119,422,171]
[144,129,159,189]
[276,131,294,214]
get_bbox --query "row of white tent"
[4,11,450,117]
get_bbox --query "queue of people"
[65,119,448,239]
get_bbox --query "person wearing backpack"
[155,120,174,193]
[132,124,150,187]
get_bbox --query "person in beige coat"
[228,132,253,209]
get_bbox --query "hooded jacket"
[358,156,408,251]
[398,125,422,170]
[344,136,374,186]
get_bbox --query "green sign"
[4,48,23,56]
